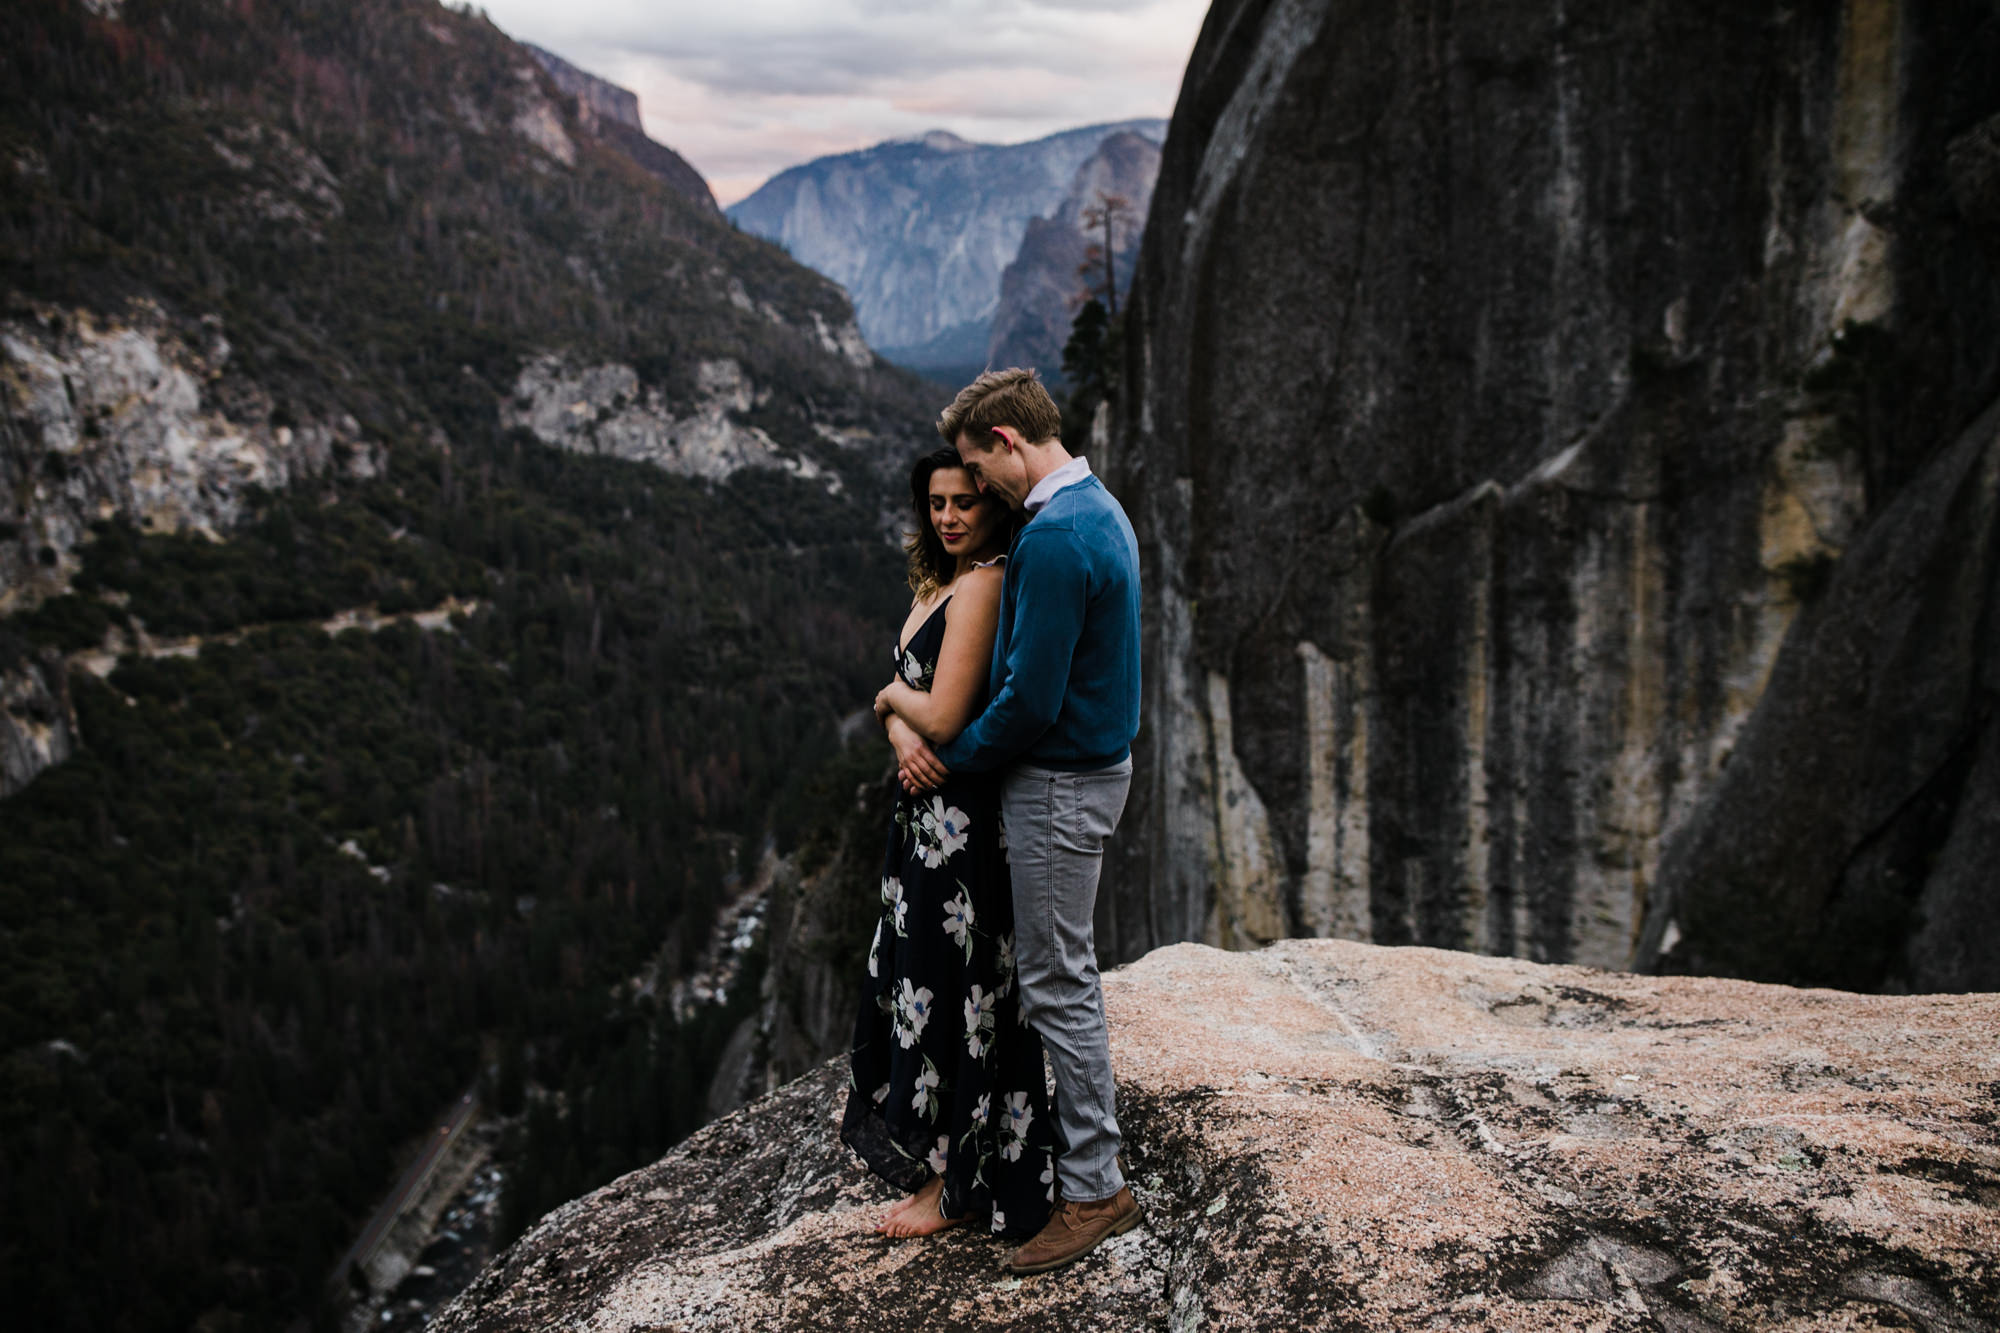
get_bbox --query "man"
[882,367,1142,1274]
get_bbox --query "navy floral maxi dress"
[842,593,1056,1238]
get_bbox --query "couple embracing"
[840,367,1142,1274]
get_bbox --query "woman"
[841,447,1056,1241]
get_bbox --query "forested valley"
[0,2,930,1329]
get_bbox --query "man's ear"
[991,425,1018,452]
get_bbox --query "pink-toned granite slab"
[435,939,2000,1331]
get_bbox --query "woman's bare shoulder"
[952,563,1005,602]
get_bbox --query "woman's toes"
[875,1191,922,1234]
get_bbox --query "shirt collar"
[1023,455,1092,515]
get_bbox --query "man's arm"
[935,529,1088,773]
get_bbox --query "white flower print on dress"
[963,984,996,1059]
[915,797,971,868]
[882,876,907,937]
[942,890,975,960]
[925,1134,950,1175]
[1041,1154,1056,1203]
[932,797,971,860]
[867,921,882,978]
[893,978,934,1049]
[990,1209,1007,1234]
[902,649,933,692]
[872,1082,890,1105]
[994,933,1016,999]
[911,1057,941,1121]
[971,1092,990,1128]
[999,1091,1035,1160]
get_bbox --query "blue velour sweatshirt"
[937,475,1141,773]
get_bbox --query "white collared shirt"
[1023,455,1092,514]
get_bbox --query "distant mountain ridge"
[727,119,1166,372]
[524,43,642,132]
[986,128,1162,381]
[524,42,718,213]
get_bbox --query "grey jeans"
[1001,757,1133,1203]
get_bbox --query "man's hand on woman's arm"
[884,713,950,793]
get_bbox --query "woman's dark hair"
[904,446,1014,598]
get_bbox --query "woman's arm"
[876,565,1003,744]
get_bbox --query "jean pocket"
[1068,770,1130,845]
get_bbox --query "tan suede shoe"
[1004,1186,1141,1274]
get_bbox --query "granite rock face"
[986,130,1163,381]
[522,43,719,213]
[1102,0,2000,985]
[504,354,837,489]
[727,122,1166,368]
[524,43,643,135]
[434,939,2000,1331]
[0,304,362,612]
[0,646,76,799]
[1640,395,2000,992]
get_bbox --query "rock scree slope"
[434,940,2000,1331]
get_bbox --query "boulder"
[434,940,1999,1331]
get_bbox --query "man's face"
[955,426,1031,511]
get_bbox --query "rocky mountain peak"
[524,43,643,134]
[521,42,718,212]
[915,129,975,153]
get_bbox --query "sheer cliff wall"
[1102,0,2000,989]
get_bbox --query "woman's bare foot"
[877,1174,966,1239]
[874,1187,926,1234]
[873,1175,936,1233]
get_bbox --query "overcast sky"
[475,0,1213,205]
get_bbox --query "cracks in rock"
[1543,483,1670,505]
[1241,947,2000,1327]
[1380,439,1665,558]
[1258,946,1392,1063]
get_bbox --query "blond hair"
[936,367,1061,447]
